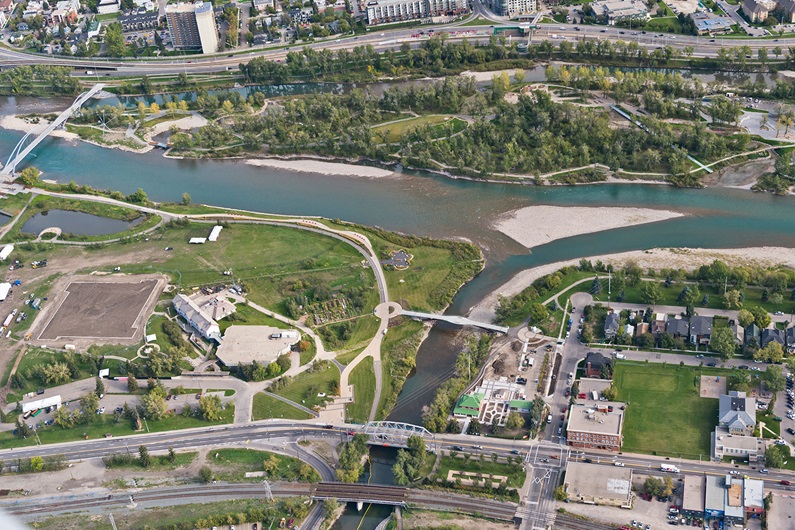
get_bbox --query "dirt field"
[36,276,164,342]
[700,375,727,399]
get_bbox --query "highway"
[0,15,790,76]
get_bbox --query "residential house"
[584,351,612,379]
[730,320,744,345]
[690,315,713,346]
[86,19,101,39]
[786,327,795,354]
[744,323,761,348]
[760,328,785,348]
[453,392,483,418]
[651,313,666,337]
[50,0,80,25]
[635,321,649,337]
[666,315,690,338]
[718,390,756,436]
[604,312,620,339]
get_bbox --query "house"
[118,12,159,31]
[760,328,785,348]
[86,19,101,39]
[786,327,795,354]
[651,313,666,337]
[453,393,483,418]
[172,293,221,341]
[730,320,744,345]
[742,0,772,22]
[718,390,756,436]
[778,0,795,22]
[604,312,620,339]
[584,351,612,379]
[666,315,690,338]
[744,323,761,347]
[690,315,713,346]
[635,322,649,337]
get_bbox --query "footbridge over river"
[1,83,105,178]
[399,309,509,333]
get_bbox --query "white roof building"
[189,237,207,244]
[0,244,13,260]
[22,395,62,413]
[0,282,11,302]
[208,225,223,242]
[173,293,220,341]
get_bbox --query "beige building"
[742,0,773,22]
[564,461,633,508]
[165,2,219,54]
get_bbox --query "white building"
[592,0,649,25]
[22,395,62,413]
[0,244,13,261]
[366,0,468,24]
[485,0,536,17]
[208,225,223,242]
[0,282,11,302]
[97,0,120,14]
[172,293,221,341]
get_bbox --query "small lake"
[21,209,145,237]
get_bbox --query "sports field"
[613,363,722,459]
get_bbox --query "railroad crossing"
[1,83,105,178]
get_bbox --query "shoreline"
[468,246,795,324]
[245,158,396,178]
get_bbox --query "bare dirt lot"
[36,276,164,342]
[700,375,727,399]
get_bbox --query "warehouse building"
[563,461,633,508]
[215,326,299,367]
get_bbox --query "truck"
[660,464,679,473]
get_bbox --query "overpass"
[400,309,509,333]
[1,83,105,177]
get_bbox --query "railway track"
[554,513,618,530]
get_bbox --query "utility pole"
[263,479,274,503]
[109,514,118,530]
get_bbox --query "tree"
[262,454,279,476]
[30,456,44,472]
[392,435,427,486]
[181,192,191,206]
[643,476,664,497]
[528,303,549,324]
[662,476,674,497]
[199,394,223,421]
[127,376,139,392]
[553,485,568,501]
[198,465,213,483]
[14,419,31,438]
[168,446,177,463]
[750,306,771,329]
[757,342,784,364]
[710,327,737,361]
[765,445,784,469]
[506,411,525,430]
[17,166,40,186]
[602,384,618,401]
[95,377,105,397]
[141,391,168,421]
[724,290,742,309]
[738,309,755,328]
[762,365,786,393]
[641,281,662,305]
[138,445,151,467]
[78,392,99,424]
[53,405,74,429]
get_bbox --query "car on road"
[782,480,791,485]
[511,449,520,454]
[729,470,739,475]
[615,462,624,466]
[473,445,483,450]
[760,469,769,474]
[775,311,784,315]
[787,428,795,435]
[452,445,464,451]
[584,458,592,463]
[706,362,716,367]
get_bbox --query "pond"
[21,209,145,237]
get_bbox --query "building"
[563,461,633,508]
[682,475,705,519]
[787,327,795,354]
[366,0,427,25]
[165,2,219,54]
[718,390,756,436]
[427,0,469,16]
[463,378,527,426]
[604,312,620,339]
[742,0,771,22]
[0,0,13,13]
[484,0,536,17]
[591,0,649,25]
[0,282,11,302]
[730,320,745,345]
[690,315,712,345]
[87,19,101,39]
[666,315,689,338]
[704,475,725,520]
[453,392,483,418]
[760,328,785,348]
[566,403,624,451]
[724,475,744,527]
[743,478,764,519]
[778,0,795,22]
[253,0,275,12]
[0,244,13,261]
[22,395,62,413]
[118,12,159,31]
[584,351,611,379]
[208,225,223,242]
[691,12,733,35]
[50,0,79,24]
[97,0,120,14]
[215,326,299,367]
[173,293,221,341]
[712,426,763,461]
[651,313,666,337]
[744,323,761,347]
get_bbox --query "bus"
[31,408,42,417]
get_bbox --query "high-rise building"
[165,2,219,54]
[365,0,468,24]
[485,0,535,17]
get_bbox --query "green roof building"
[453,393,483,417]
[509,400,533,413]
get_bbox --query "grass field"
[7,348,98,402]
[0,193,31,219]
[208,447,319,482]
[218,303,290,333]
[317,315,380,352]
[376,318,424,419]
[272,362,339,411]
[0,405,234,449]
[346,357,375,424]
[459,16,492,26]
[103,451,197,470]
[251,392,311,420]
[437,455,526,488]
[372,115,467,144]
[613,363,722,459]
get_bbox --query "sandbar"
[493,205,685,250]
[468,246,795,324]
[0,115,78,140]
[246,158,394,178]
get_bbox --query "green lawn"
[376,319,424,419]
[94,12,119,21]
[0,405,234,449]
[459,16,493,26]
[656,1,675,16]
[437,455,526,488]
[145,314,173,351]
[272,362,339,411]
[346,357,375,424]
[644,17,683,33]
[0,192,31,219]
[372,115,466,144]
[7,348,98,403]
[208,447,320,482]
[251,392,311,420]
[218,302,291,333]
[317,315,380,352]
[613,363,722,459]
[103,451,197,470]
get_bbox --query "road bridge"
[400,309,508,333]
[362,421,431,449]
[1,83,105,177]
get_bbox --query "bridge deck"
[400,310,508,333]
[2,83,105,177]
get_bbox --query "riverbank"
[0,115,78,141]
[246,158,395,178]
[493,206,685,250]
[468,246,795,324]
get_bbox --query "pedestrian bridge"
[400,309,509,333]
[2,83,105,178]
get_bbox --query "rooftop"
[215,325,299,367]
[744,478,764,509]
[567,403,623,436]
[565,461,632,506]
[682,475,705,513]
[704,475,725,512]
